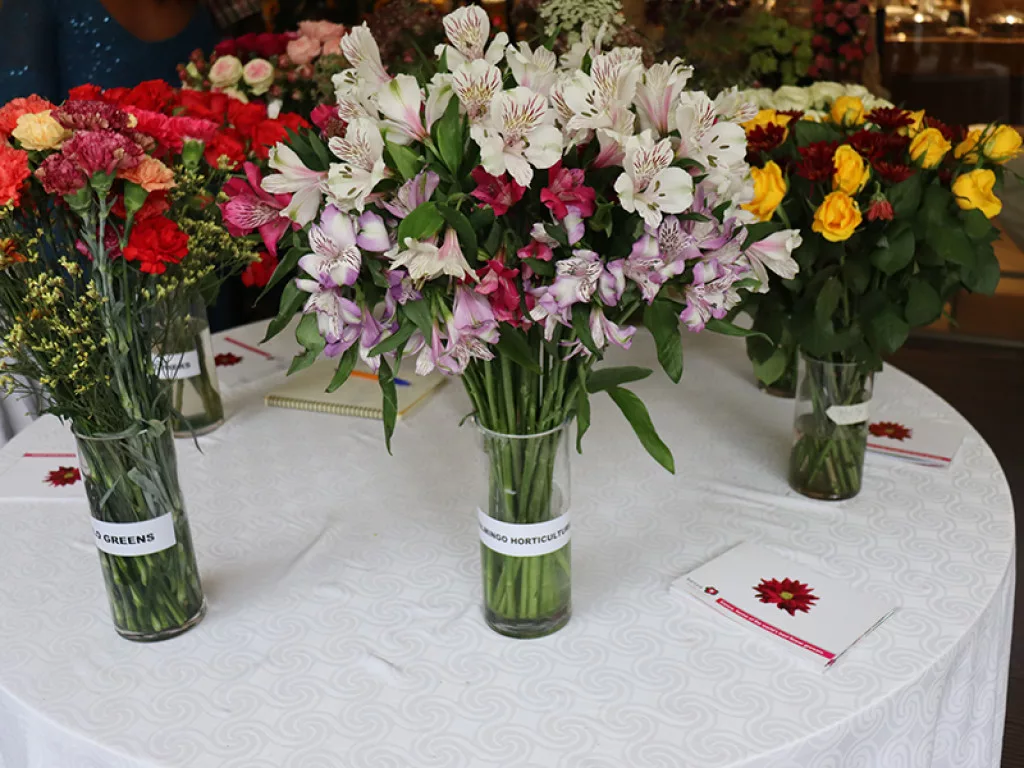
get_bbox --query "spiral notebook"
[265,360,446,420]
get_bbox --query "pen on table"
[350,370,411,386]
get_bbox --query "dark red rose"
[241,250,279,288]
[793,141,838,182]
[213,39,239,57]
[123,216,189,275]
[235,32,293,58]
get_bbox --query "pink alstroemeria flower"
[469,167,525,216]
[540,161,596,221]
[220,161,293,257]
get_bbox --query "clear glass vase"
[75,422,206,641]
[788,353,875,501]
[756,344,798,399]
[153,297,224,437]
[475,419,572,639]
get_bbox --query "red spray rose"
[123,216,189,275]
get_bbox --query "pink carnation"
[36,152,87,196]
[54,100,132,133]
[61,130,144,178]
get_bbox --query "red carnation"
[177,90,230,123]
[874,161,914,183]
[167,116,219,144]
[0,144,32,205]
[123,216,189,275]
[112,189,169,221]
[869,421,912,440]
[241,250,279,288]
[0,93,58,136]
[110,80,177,114]
[46,467,81,487]
[204,130,247,169]
[793,141,838,182]
[227,99,269,139]
[67,84,103,102]
[866,107,913,131]
[470,167,526,215]
[754,577,819,616]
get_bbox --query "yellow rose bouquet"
[735,98,1020,500]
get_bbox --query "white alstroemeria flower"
[389,229,475,283]
[261,144,327,226]
[452,60,503,123]
[326,118,388,213]
[295,207,389,292]
[436,5,508,70]
[506,42,557,96]
[714,87,758,124]
[377,74,429,144]
[744,229,802,292]
[561,52,643,135]
[425,73,455,130]
[592,109,636,168]
[560,21,610,71]
[333,68,379,123]
[340,24,390,87]
[613,131,694,228]
[672,90,716,159]
[633,58,693,136]
[470,87,562,187]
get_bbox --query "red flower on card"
[754,578,819,616]
[869,421,912,441]
[215,352,243,367]
[46,467,81,487]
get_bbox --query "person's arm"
[0,0,59,103]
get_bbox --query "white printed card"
[212,335,287,389]
[0,452,86,501]
[675,542,897,669]
[865,411,966,468]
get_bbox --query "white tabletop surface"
[0,322,1014,768]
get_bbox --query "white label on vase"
[826,402,871,425]
[152,350,201,381]
[477,508,571,558]
[91,514,176,557]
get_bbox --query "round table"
[0,323,1014,768]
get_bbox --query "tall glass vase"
[788,353,874,501]
[476,419,572,639]
[154,297,224,437]
[75,422,206,641]
[756,343,798,398]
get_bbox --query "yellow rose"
[830,96,865,127]
[832,145,870,195]
[952,169,1002,218]
[742,161,787,222]
[742,109,794,134]
[954,128,982,163]
[812,191,862,242]
[11,111,68,151]
[900,109,926,136]
[982,125,1022,164]
[909,127,951,169]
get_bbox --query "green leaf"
[704,318,770,340]
[402,299,435,339]
[436,96,465,174]
[437,203,478,262]
[309,131,332,171]
[524,258,554,277]
[575,373,590,454]
[644,300,683,383]
[867,305,909,354]
[325,345,360,393]
[742,220,784,249]
[963,244,1000,294]
[590,203,614,236]
[495,327,541,373]
[377,358,398,453]
[483,221,502,255]
[815,276,843,324]
[295,310,326,351]
[385,141,422,181]
[793,120,842,145]
[752,347,789,386]
[263,281,305,342]
[888,175,923,219]
[869,224,914,275]
[962,208,995,240]
[544,223,569,249]
[606,386,675,473]
[928,226,975,268]
[920,185,953,227]
[587,366,653,393]
[259,243,305,300]
[904,279,942,326]
[397,202,445,244]
[571,303,602,358]
[369,318,416,356]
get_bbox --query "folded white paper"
[866,411,966,468]
[0,452,86,501]
[212,335,288,389]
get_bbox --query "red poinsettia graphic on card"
[46,466,81,487]
[754,578,819,616]
[215,352,243,367]
[869,421,913,441]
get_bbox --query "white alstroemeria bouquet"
[250,10,802,636]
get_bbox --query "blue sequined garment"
[0,0,218,103]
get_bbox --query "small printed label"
[91,515,176,557]
[477,508,571,558]
[826,402,871,426]
[153,350,201,381]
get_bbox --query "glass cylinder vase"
[75,422,206,641]
[475,419,572,639]
[756,344,799,399]
[788,353,875,501]
[153,297,224,437]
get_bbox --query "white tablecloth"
[0,322,1014,768]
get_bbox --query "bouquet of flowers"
[737,94,1019,499]
[180,22,348,118]
[237,9,802,636]
[0,93,253,639]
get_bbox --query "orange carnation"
[0,95,57,137]
[0,144,30,207]
[119,156,176,192]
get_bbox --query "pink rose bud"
[286,35,321,66]
[298,20,346,42]
[242,58,275,95]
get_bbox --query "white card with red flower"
[676,542,897,669]
[211,335,287,390]
[0,452,86,501]
[866,412,966,468]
